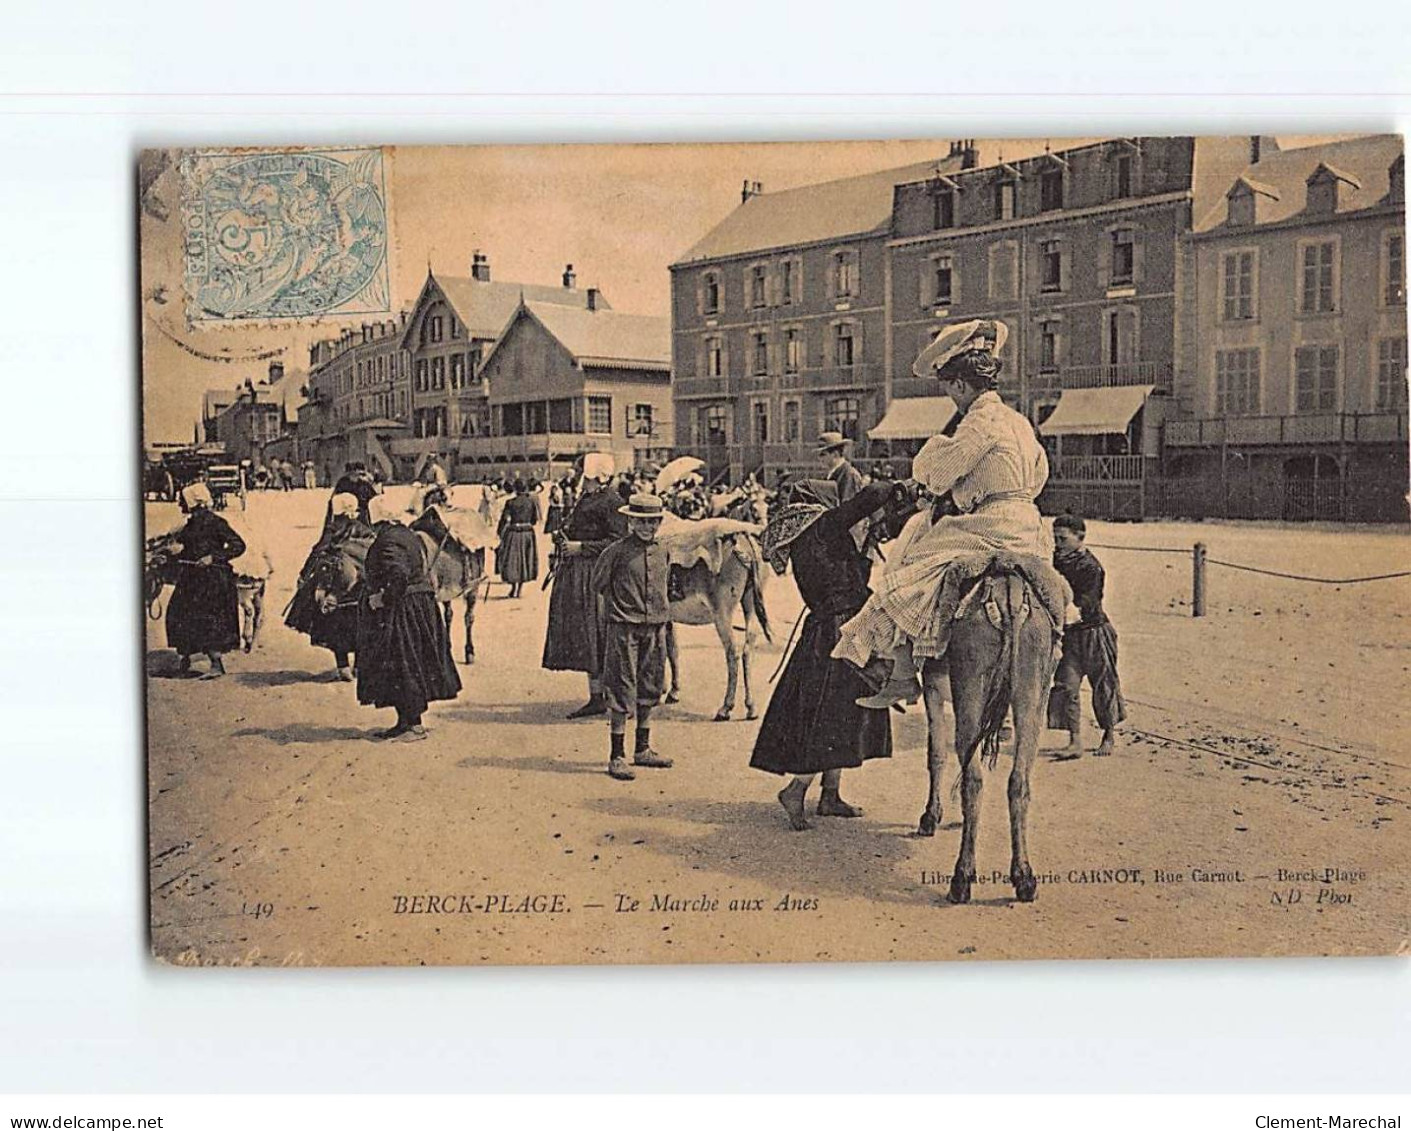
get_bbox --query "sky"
[139,135,1346,444]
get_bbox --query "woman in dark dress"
[543,455,627,717]
[355,502,462,740]
[166,482,246,679]
[496,479,541,598]
[751,478,897,830]
[285,493,372,680]
[544,480,565,536]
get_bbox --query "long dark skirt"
[498,528,539,584]
[285,582,359,656]
[542,554,602,675]
[544,506,563,535]
[750,610,892,775]
[356,590,461,718]
[166,563,241,657]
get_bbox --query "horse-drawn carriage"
[203,464,245,510]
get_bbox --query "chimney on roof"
[947,139,979,168]
[268,361,284,383]
[471,250,491,282]
[562,264,576,289]
[741,179,763,204]
[1249,136,1280,164]
[586,287,600,312]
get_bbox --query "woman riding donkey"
[832,319,1051,706]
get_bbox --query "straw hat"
[814,431,848,454]
[618,493,665,519]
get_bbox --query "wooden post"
[1192,541,1207,618]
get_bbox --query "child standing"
[590,493,675,781]
[1048,514,1126,756]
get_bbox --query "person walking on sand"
[590,493,675,781]
[1047,513,1126,757]
[496,478,541,598]
[164,482,246,679]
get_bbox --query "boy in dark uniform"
[590,493,674,781]
[1048,514,1126,756]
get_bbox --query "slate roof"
[420,274,610,343]
[674,154,967,265]
[1194,134,1404,233]
[483,302,671,373]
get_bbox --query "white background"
[0,0,1408,1095]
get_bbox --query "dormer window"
[1115,154,1133,199]
[1039,167,1064,212]
[994,179,1016,221]
[933,187,955,230]
[1305,163,1361,216]
[1227,186,1255,227]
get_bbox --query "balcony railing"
[777,362,883,392]
[673,374,737,400]
[1164,411,1410,448]
[1029,360,1174,392]
[1050,454,1151,483]
[460,433,617,460]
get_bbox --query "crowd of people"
[155,318,1126,823]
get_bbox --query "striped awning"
[868,396,958,441]
[1039,385,1155,437]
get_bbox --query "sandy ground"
[146,490,1411,966]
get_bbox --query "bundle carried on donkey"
[654,512,773,721]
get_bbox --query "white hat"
[330,492,359,518]
[583,452,616,481]
[913,319,1010,379]
[181,482,213,510]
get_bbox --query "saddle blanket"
[656,515,762,574]
[925,551,1070,658]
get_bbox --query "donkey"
[409,508,488,665]
[915,566,1060,905]
[663,532,772,721]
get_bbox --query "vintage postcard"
[140,137,1410,967]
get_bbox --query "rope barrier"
[1086,543,1187,555]
[1085,542,1411,586]
[1204,559,1411,585]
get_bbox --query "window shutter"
[1060,240,1071,294]
[852,251,862,300]
[853,321,864,365]
[1097,231,1113,291]
[1132,231,1145,286]
[919,262,930,308]
[826,255,837,302]
[1121,308,1139,364]
[696,275,704,317]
